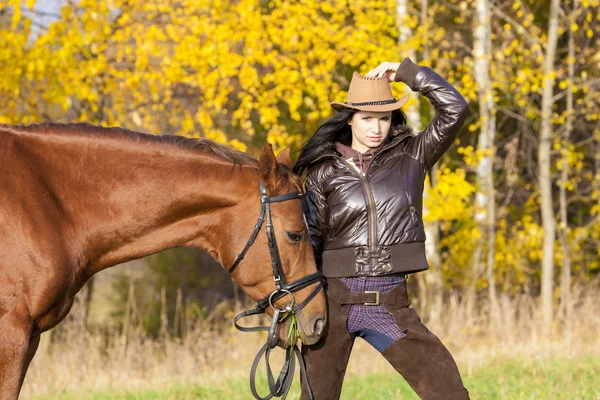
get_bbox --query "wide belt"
[339,291,383,306]
[337,279,409,308]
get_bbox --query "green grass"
[33,356,600,399]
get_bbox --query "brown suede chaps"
[300,279,470,400]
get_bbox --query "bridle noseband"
[227,178,324,400]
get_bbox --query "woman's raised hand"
[365,61,401,82]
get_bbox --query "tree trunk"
[539,0,561,334]
[473,0,499,325]
[397,0,421,131]
[160,285,168,338]
[558,0,577,332]
[423,165,443,321]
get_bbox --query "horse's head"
[227,144,326,347]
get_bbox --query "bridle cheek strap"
[227,177,324,400]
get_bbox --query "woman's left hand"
[365,62,401,82]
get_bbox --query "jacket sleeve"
[302,174,327,270]
[394,57,470,170]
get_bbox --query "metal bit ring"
[268,289,295,311]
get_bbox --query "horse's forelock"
[275,164,304,194]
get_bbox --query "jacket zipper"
[339,158,378,268]
[363,176,378,263]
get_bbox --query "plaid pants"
[339,274,407,351]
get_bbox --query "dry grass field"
[20,282,600,399]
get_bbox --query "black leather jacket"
[302,58,469,278]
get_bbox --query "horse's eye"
[286,231,303,242]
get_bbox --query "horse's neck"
[21,133,259,275]
[90,160,257,275]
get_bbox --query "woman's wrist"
[394,57,422,89]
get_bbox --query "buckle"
[364,291,380,306]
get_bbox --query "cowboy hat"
[331,72,409,112]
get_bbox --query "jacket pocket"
[405,190,421,229]
[409,205,421,228]
[327,214,337,239]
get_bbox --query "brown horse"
[0,123,326,399]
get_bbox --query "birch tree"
[539,0,561,333]
[472,0,499,322]
[396,0,421,130]
[557,0,577,329]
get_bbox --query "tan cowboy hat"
[331,72,409,112]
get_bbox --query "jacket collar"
[309,125,415,166]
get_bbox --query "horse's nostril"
[313,317,325,336]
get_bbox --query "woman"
[293,57,470,400]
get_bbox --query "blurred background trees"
[1,0,599,336]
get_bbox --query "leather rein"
[228,178,324,400]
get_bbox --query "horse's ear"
[276,148,292,169]
[258,143,280,192]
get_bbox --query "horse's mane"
[0,122,258,168]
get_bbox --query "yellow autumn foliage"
[1,0,599,291]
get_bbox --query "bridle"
[228,178,325,400]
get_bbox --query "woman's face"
[348,111,392,153]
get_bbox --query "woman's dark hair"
[293,108,408,176]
